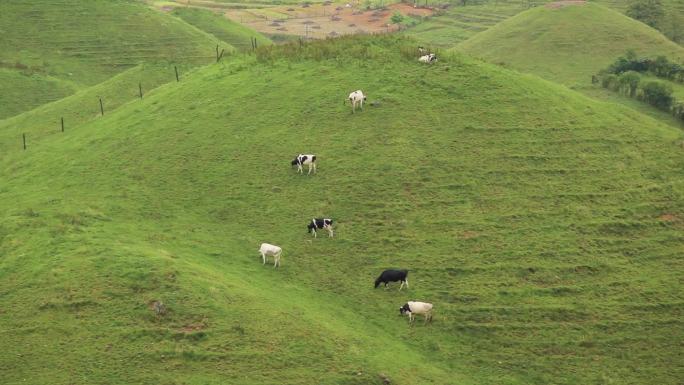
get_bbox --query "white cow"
[399,301,433,323]
[348,90,366,114]
[419,53,437,64]
[259,243,282,268]
[291,154,317,175]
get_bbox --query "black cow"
[374,269,409,290]
[307,218,333,238]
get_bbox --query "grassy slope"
[1,36,683,385]
[172,7,273,51]
[0,63,205,155]
[402,3,525,49]
[0,0,232,120]
[0,70,77,120]
[457,3,684,86]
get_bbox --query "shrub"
[601,74,619,90]
[618,71,641,97]
[390,12,404,24]
[640,80,674,110]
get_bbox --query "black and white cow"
[291,154,317,175]
[399,301,433,323]
[307,218,333,238]
[374,269,409,290]
[419,53,437,63]
[348,90,366,114]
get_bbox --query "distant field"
[0,0,231,119]
[1,36,682,385]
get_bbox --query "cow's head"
[399,303,410,315]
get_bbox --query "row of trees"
[600,71,683,122]
[606,51,684,83]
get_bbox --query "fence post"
[22,133,26,150]
[174,66,179,82]
[99,97,104,116]
[61,117,64,132]
[139,82,143,99]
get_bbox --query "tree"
[641,80,674,110]
[619,71,641,97]
[626,0,664,29]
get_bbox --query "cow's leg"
[275,251,281,268]
[313,229,317,238]
[313,162,316,174]
[307,163,312,175]
[297,164,303,174]
[326,226,333,238]
[399,281,404,290]
[404,278,409,289]
[261,252,266,265]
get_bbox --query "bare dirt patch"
[461,231,479,239]
[658,213,680,222]
[545,1,586,9]
[225,3,433,39]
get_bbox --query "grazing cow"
[374,269,409,290]
[348,90,366,113]
[291,154,317,175]
[399,301,433,323]
[419,53,437,64]
[259,243,282,268]
[307,218,333,238]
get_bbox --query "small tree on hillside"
[626,0,664,29]
[619,71,641,97]
[641,80,674,110]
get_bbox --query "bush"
[601,74,619,90]
[672,102,684,122]
[618,71,641,97]
[640,80,674,110]
[390,12,404,24]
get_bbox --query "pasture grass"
[0,0,231,119]
[171,7,273,51]
[1,35,683,385]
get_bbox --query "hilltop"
[1,36,682,385]
[457,2,684,86]
[0,0,232,119]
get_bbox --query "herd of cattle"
[258,48,436,325]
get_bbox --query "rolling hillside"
[456,3,684,86]
[0,0,232,120]
[1,36,683,385]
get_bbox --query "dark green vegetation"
[1,36,683,384]
[0,0,231,119]
[598,51,684,121]
[171,7,272,51]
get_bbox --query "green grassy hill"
[171,7,272,51]
[0,0,232,120]
[456,3,684,86]
[1,36,683,385]
[402,3,525,49]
